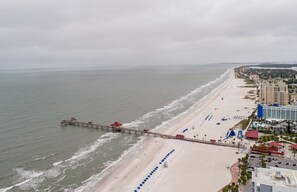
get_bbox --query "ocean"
[0,64,236,192]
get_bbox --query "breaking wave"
[0,169,44,192]
[72,136,146,192]
[72,68,231,192]
[34,153,56,161]
[1,68,231,192]
[124,68,231,129]
[0,132,119,192]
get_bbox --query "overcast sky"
[0,0,297,69]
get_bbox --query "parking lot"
[248,154,297,170]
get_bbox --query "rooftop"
[267,141,282,148]
[290,144,297,150]
[245,130,259,138]
[252,167,297,189]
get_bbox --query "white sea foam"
[0,179,31,192]
[72,68,232,192]
[0,168,45,192]
[2,69,231,192]
[34,153,56,161]
[65,132,118,162]
[73,136,146,192]
[1,132,119,191]
[53,160,63,166]
[123,68,230,129]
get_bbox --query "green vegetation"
[257,133,297,144]
[244,95,256,100]
[244,95,251,99]
[247,90,256,94]
[292,149,297,157]
[258,129,272,134]
[234,110,255,130]
[260,155,266,168]
[257,135,278,143]
[247,68,297,80]
[280,135,297,143]
[238,154,251,186]
[222,182,239,192]
[221,154,252,191]
[244,78,254,85]
[238,118,250,130]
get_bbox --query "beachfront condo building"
[251,167,297,192]
[260,80,289,106]
[257,104,297,121]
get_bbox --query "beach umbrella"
[140,184,143,187]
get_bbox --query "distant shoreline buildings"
[257,104,297,121]
[256,77,297,121]
[259,79,289,106]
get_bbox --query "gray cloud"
[0,0,297,69]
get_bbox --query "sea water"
[0,64,236,191]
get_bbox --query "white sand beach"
[94,70,256,192]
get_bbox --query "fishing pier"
[60,118,243,149]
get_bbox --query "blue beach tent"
[237,129,243,139]
[223,129,236,140]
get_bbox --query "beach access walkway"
[60,118,244,149]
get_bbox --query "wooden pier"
[60,118,244,149]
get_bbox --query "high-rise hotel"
[260,79,289,106]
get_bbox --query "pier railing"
[60,119,243,149]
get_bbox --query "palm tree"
[231,182,235,188]
[238,178,242,185]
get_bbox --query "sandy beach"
[93,70,256,192]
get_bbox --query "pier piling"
[60,118,243,149]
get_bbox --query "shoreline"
[86,69,255,192]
